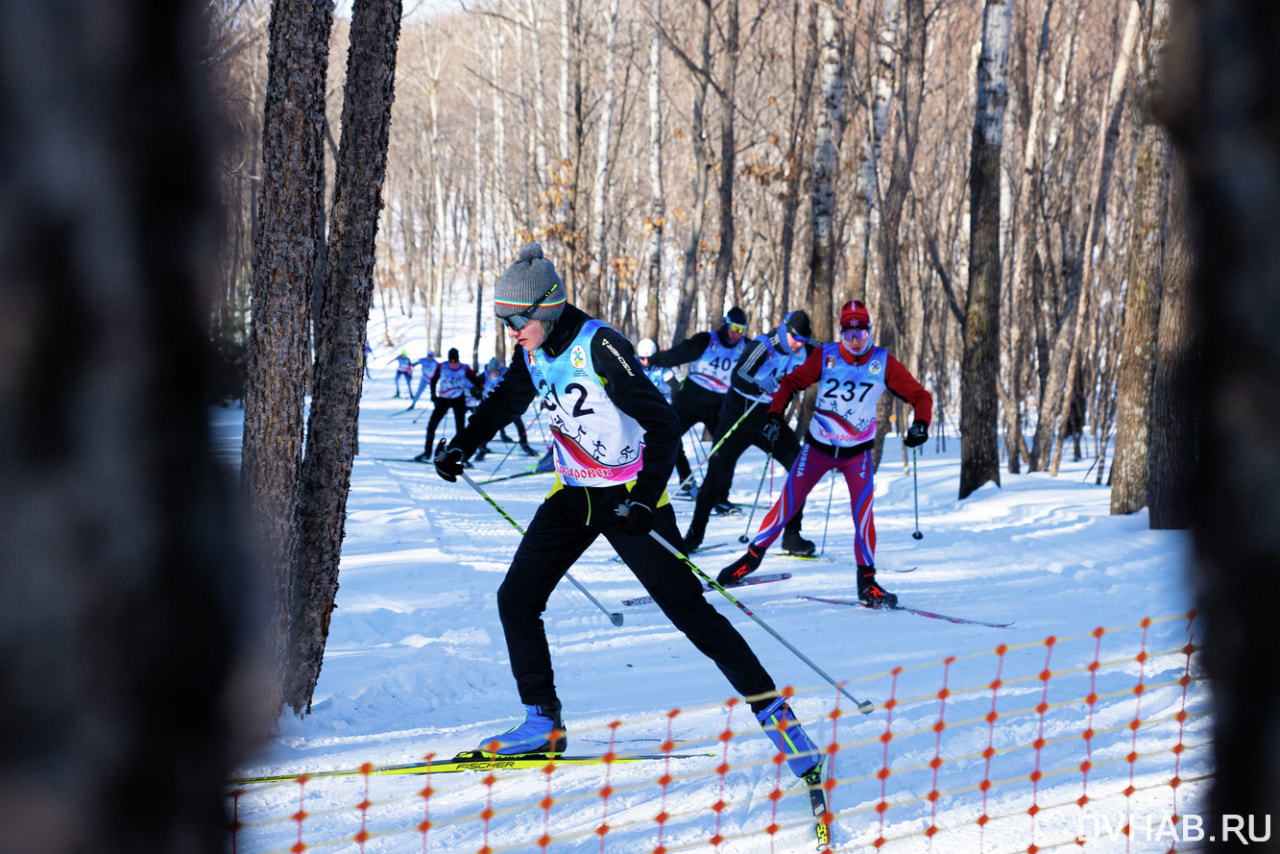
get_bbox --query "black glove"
[433,439,467,482]
[904,419,929,448]
[761,412,784,451]
[614,498,655,536]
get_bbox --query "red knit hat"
[839,300,871,331]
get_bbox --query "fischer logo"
[1078,811,1271,845]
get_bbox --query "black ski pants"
[687,401,805,541]
[496,483,777,709]
[424,396,468,451]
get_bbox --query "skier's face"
[508,319,546,353]
[785,330,806,352]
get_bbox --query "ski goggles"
[841,326,871,343]
[500,284,559,331]
[727,321,747,335]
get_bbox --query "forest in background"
[208,0,1189,520]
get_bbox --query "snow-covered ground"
[219,308,1210,853]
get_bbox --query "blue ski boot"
[479,701,566,756]
[756,696,822,778]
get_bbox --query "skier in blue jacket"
[430,242,822,782]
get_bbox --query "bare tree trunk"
[958,0,1011,500]
[428,62,448,355]
[848,0,899,304]
[808,0,846,344]
[674,0,714,344]
[289,0,402,713]
[1110,0,1171,515]
[1008,0,1055,475]
[243,0,333,701]
[0,1,261,851]
[643,0,665,341]
[588,0,621,319]
[1049,0,1141,477]
[778,0,820,312]
[710,0,740,320]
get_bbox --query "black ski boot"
[474,446,489,462]
[521,441,540,457]
[413,448,431,463]
[682,524,705,554]
[781,528,816,557]
[857,565,898,608]
[717,544,764,587]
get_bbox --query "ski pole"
[459,471,624,626]
[488,435,521,477]
[675,402,760,493]
[738,452,774,544]
[635,519,874,714]
[819,469,836,556]
[911,448,923,540]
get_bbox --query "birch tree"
[808,0,846,344]
[958,0,1011,500]
[642,0,665,342]
[1110,0,1171,515]
[587,0,621,319]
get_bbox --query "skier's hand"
[756,371,781,394]
[761,412,784,451]
[433,439,467,482]
[614,498,655,536]
[904,419,929,448]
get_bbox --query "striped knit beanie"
[494,243,567,322]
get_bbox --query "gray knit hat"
[494,242,567,322]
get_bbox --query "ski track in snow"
[222,311,1208,853]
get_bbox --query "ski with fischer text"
[230,749,713,786]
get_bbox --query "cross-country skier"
[388,349,413,398]
[431,242,823,780]
[647,308,749,506]
[413,348,482,462]
[407,350,438,408]
[718,300,933,608]
[683,310,818,556]
[635,338,674,402]
[474,358,540,462]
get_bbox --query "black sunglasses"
[501,283,559,331]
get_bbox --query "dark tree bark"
[1165,0,1280,837]
[242,0,333,706]
[959,0,1011,500]
[288,0,403,714]
[1147,153,1193,530]
[0,0,260,851]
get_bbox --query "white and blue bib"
[809,344,888,447]
[525,320,647,487]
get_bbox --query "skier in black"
[431,242,822,782]
[682,310,818,557]
[413,348,482,462]
[648,308,748,510]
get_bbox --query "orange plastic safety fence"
[226,612,1209,854]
